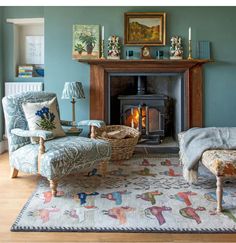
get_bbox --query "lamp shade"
[61,82,85,100]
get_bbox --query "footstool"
[202,150,236,212]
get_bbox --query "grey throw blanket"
[179,127,236,183]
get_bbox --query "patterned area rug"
[11,155,236,232]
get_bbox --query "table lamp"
[61,81,85,132]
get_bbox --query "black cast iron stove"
[118,76,172,144]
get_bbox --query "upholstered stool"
[202,150,236,212]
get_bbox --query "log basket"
[95,125,140,161]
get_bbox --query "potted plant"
[79,32,97,54]
[74,43,85,54]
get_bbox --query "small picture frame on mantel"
[72,24,100,60]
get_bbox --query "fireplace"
[78,59,209,151]
[108,73,183,149]
[117,76,172,144]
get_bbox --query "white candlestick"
[188,27,191,41]
[102,26,104,40]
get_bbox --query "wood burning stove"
[118,76,172,144]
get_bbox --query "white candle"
[188,27,191,41]
[102,26,104,40]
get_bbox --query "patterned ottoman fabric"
[202,150,236,177]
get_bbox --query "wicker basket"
[95,125,140,161]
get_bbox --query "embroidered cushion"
[22,97,65,143]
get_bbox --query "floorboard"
[0,152,236,242]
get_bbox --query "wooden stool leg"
[10,167,19,178]
[100,160,108,177]
[90,125,96,139]
[49,180,58,197]
[216,176,223,212]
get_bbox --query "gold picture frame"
[124,12,166,46]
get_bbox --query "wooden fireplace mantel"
[78,59,211,128]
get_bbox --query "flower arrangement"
[78,31,97,54]
[107,35,121,59]
[170,36,183,60]
[35,106,56,130]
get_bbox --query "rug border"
[11,181,40,232]
[11,226,236,233]
[10,155,236,234]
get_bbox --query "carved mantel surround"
[79,59,210,128]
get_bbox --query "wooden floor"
[1,152,236,243]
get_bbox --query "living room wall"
[0,7,4,142]
[1,6,236,140]
[0,7,44,141]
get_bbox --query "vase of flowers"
[170,36,183,60]
[79,31,97,55]
[107,35,121,59]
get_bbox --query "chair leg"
[49,180,58,197]
[100,160,108,177]
[10,167,19,178]
[216,176,223,212]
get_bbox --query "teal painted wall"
[1,6,236,137]
[0,7,3,141]
[44,6,236,126]
[2,7,44,82]
[0,7,44,141]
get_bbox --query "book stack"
[18,66,33,78]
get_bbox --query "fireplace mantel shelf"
[78,58,211,69]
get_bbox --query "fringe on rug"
[183,167,198,184]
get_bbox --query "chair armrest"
[78,120,106,128]
[11,128,54,140]
[11,128,50,173]
[60,120,74,126]
[78,120,106,139]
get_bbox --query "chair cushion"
[202,150,236,177]
[11,136,111,180]
[22,97,65,143]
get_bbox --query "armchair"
[2,91,111,196]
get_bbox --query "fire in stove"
[125,107,146,129]
[124,106,162,133]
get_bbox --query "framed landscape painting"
[72,25,100,59]
[124,12,166,46]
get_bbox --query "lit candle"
[102,26,104,40]
[188,27,191,41]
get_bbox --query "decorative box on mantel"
[78,59,211,130]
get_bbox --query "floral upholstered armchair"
[2,91,111,196]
